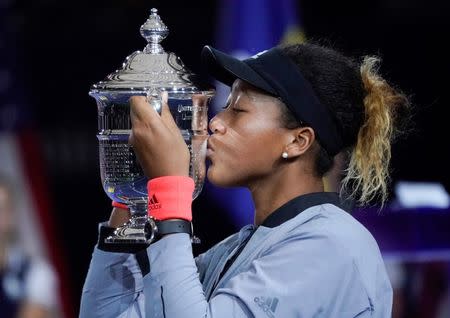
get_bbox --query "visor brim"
[201,46,276,95]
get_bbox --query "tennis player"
[80,42,408,317]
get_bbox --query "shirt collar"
[261,192,348,228]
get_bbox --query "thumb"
[160,91,179,134]
[130,95,160,126]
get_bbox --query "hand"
[108,207,131,228]
[129,92,190,179]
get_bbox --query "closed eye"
[222,103,244,112]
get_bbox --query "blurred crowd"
[1,0,450,317]
[0,175,58,318]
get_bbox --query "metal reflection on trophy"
[89,8,214,244]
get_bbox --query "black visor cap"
[200,45,344,156]
[201,46,276,95]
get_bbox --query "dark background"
[3,0,450,316]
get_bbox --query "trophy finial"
[140,8,169,54]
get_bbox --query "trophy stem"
[105,200,149,244]
[128,200,148,218]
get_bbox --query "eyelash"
[222,103,243,112]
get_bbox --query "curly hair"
[342,56,409,204]
[279,43,409,206]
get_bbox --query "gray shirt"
[80,194,392,317]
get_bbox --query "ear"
[284,127,316,158]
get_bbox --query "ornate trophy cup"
[89,8,214,244]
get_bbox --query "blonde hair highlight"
[341,56,409,206]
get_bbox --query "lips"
[207,137,215,151]
[206,148,214,160]
[206,137,216,159]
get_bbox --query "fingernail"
[162,91,168,104]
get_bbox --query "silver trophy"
[89,8,214,244]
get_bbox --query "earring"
[282,152,288,159]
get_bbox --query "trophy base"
[105,235,148,244]
[105,216,152,244]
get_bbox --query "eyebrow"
[244,89,260,101]
[230,80,243,96]
[231,80,271,104]
[232,82,257,100]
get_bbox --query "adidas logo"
[254,296,279,318]
[149,194,161,210]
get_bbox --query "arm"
[127,96,375,316]
[143,232,373,318]
[79,208,144,318]
[80,91,204,317]
[79,247,143,318]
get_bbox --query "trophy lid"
[91,8,213,94]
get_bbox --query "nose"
[208,115,226,134]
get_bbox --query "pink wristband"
[112,201,129,210]
[147,176,194,221]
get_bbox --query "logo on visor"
[250,50,268,59]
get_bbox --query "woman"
[80,43,408,317]
[0,175,58,318]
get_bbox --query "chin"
[207,166,243,188]
[206,167,222,186]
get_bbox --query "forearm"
[80,247,143,318]
[144,234,249,318]
[144,234,205,317]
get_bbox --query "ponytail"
[341,56,409,205]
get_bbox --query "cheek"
[236,117,284,164]
[207,128,248,186]
[239,133,282,169]
[208,124,283,186]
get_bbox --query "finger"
[129,96,161,127]
[192,93,208,106]
[160,91,179,134]
[191,94,209,131]
[109,207,131,228]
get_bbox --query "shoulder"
[5,248,58,308]
[285,203,382,257]
[281,203,389,282]
[273,203,392,313]
[24,258,58,308]
[221,212,381,317]
[25,258,57,284]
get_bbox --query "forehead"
[229,80,285,123]
[230,79,276,102]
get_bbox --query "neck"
[249,165,324,226]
